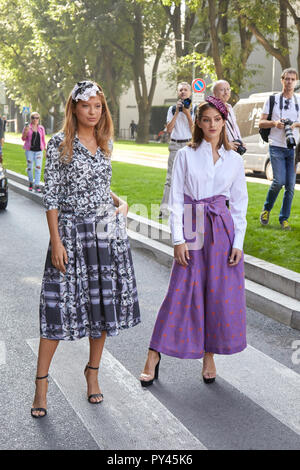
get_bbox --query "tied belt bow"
[183,194,233,247]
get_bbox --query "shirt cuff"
[171,222,185,245]
[232,231,245,251]
[173,239,186,246]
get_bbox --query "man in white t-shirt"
[259,68,300,230]
[159,82,194,219]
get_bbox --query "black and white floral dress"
[39,132,141,341]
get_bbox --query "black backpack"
[259,95,275,143]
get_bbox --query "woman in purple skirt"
[139,96,248,386]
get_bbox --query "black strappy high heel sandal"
[84,364,104,404]
[31,374,49,418]
[140,348,161,388]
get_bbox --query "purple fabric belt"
[183,194,232,247]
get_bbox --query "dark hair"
[189,102,231,150]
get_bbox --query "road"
[0,191,300,450]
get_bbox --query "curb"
[6,170,300,331]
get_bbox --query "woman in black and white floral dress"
[31,81,141,418]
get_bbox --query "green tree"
[160,1,256,103]
[105,0,171,142]
[235,0,300,77]
[0,0,133,133]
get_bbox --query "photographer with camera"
[213,80,246,156]
[259,68,300,231]
[159,82,194,219]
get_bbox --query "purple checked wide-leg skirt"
[149,194,247,359]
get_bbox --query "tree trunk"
[136,104,151,143]
[130,2,169,143]
[239,0,291,72]
[281,0,300,75]
[208,0,223,78]
[279,0,291,69]
[52,103,62,133]
[102,48,120,137]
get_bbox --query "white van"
[233,91,300,180]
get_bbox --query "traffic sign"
[192,92,205,106]
[192,78,206,93]
[22,106,30,115]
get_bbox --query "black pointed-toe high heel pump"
[202,375,216,384]
[140,348,161,388]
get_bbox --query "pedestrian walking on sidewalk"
[159,82,194,219]
[0,114,6,164]
[22,112,46,193]
[139,96,248,387]
[259,68,300,231]
[31,81,141,418]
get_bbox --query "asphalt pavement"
[0,191,300,450]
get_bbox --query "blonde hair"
[178,81,191,91]
[59,82,114,163]
[189,102,231,150]
[30,112,40,119]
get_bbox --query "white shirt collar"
[200,139,227,161]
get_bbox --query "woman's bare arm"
[110,191,129,216]
[46,209,68,274]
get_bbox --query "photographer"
[159,82,193,219]
[213,80,246,155]
[259,68,300,230]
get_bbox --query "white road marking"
[27,338,206,450]
[0,341,6,366]
[199,345,300,435]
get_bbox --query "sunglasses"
[284,99,290,110]
[32,116,39,120]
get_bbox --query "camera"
[281,118,296,148]
[233,139,246,156]
[179,98,191,111]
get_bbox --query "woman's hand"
[228,141,239,152]
[115,201,129,217]
[51,240,68,274]
[23,125,30,137]
[228,248,242,267]
[174,243,190,267]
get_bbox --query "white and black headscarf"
[71,81,101,102]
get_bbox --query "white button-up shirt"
[262,93,300,148]
[166,106,193,140]
[168,140,248,250]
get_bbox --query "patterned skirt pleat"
[39,209,141,340]
[149,195,247,359]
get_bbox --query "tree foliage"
[0,0,298,140]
